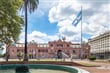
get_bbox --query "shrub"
[0,54,3,58]
[28,53,32,59]
[17,52,23,60]
[88,55,96,61]
[108,59,110,62]
[0,53,7,58]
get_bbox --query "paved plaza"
[78,66,110,73]
[74,60,110,73]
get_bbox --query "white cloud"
[48,0,80,23]
[28,31,47,38]
[48,0,110,43]
[48,0,92,23]
[59,25,79,37]
[27,0,58,18]
[19,0,109,43]
[19,31,59,43]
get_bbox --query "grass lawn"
[95,59,110,63]
[74,61,99,67]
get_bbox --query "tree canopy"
[0,0,24,45]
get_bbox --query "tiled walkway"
[78,66,110,73]
[74,60,110,73]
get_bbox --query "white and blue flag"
[72,10,82,26]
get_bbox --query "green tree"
[17,51,23,61]
[0,0,24,61]
[21,0,39,61]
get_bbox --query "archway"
[71,50,77,59]
[57,50,62,59]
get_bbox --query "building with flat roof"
[88,31,110,59]
[7,39,90,59]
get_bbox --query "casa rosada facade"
[7,39,90,59]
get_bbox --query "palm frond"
[21,0,39,13]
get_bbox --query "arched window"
[73,50,76,53]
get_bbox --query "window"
[38,50,40,52]
[50,44,53,47]
[46,50,48,52]
[12,50,14,52]
[17,49,20,52]
[73,50,76,53]
[67,44,69,47]
[57,44,63,47]
[38,49,48,52]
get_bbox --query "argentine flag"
[72,10,82,26]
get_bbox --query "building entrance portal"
[57,50,62,59]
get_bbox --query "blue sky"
[27,12,58,35]
[19,0,110,43]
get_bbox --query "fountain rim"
[0,64,90,73]
[0,64,78,73]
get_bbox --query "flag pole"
[81,6,83,59]
[72,5,83,59]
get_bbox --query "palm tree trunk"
[24,0,28,61]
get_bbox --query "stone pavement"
[74,60,110,73]
[78,66,110,73]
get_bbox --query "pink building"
[7,39,90,59]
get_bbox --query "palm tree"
[22,0,39,61]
